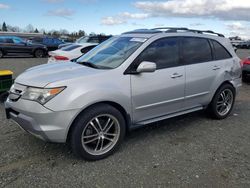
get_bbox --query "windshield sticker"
[130,38,147,43]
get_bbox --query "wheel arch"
[66,101,131,143]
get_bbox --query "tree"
[25,24,34,33]
[34,28,39,33]
[2,22,7,31]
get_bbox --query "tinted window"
[182,37,212,64]
[138,37,179,69]
[211,40,232,60]
[81,45,96,54]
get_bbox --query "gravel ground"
[0,50,250,187]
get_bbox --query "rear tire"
[208,84,235,119]
[70,104,126,160]
[34,49,45,58]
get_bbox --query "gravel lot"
[0,50,250,187]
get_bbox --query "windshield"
[76,36,146,69]
[61,44,81,51]
[76,36,89,43]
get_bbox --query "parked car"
[237,41,250,49]
[58,35,112,49]
[5,28,242,160]
[0,36,47,58]
[241,57,250,82]
[48,43,97,63]
[31,37,64,51]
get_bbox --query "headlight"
[22,87,65,104]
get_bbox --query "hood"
[15,62,103,87]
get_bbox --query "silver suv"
[5,28,242,160]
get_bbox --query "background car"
[241,57,250,82]
[58,35,111,49]
[237,41,250,49]
[31,37,64,51]
[48,43,97,63]
[0,36,47,58]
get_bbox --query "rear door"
[130,37,185,123]
[182,37,219,109]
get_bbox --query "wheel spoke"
[104,121,114,133]
[95,117,103,131]
[90,121,99,133]
[103,118,111,131]
[104,133,116,137]
[100,138,104,151]
[95,138,101,151]
[104,136,114,142]
[83,133,99,139]
[83,136,99,144]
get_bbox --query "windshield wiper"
[77,61,100,69]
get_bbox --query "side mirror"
[136,61,156,73]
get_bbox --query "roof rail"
[152,27,225,37]
[122,29,162,34]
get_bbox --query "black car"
[241,57,250,82]
[58,35,112,49]
[31,37,64,51]
[0,36,47,58]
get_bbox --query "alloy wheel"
[216,89,234,116]
[81,114,120,156]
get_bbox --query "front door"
[130,37,185,123]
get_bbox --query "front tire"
[70,104,126,160]
[208,84,235,119]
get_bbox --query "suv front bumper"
[5,98,79,143]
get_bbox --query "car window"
[182,37,213,64]
[5,38,14,44]
[13,37,24,44]
[33,38,43,43]
[137,37,180,69]
[61,44,82,51]
[211,40,232,60]
[81,45,96,54]
[0,37,4,43]
[88,37,99,43]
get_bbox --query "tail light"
[54,56,69,61]
[241,58,250,66]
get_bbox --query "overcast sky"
[0,0,250,38]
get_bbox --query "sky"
[0,0,250,39]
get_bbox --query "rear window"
[61,44,81,51]
[211,40,232,60]
[182,37,213,64]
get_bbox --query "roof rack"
[123,27,225,37]
[152,27,225,37]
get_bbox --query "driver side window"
[137,37,180,70]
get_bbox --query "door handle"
[212,65,221,70]
[171,73,183,78]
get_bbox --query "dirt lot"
[0,50,250,187]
